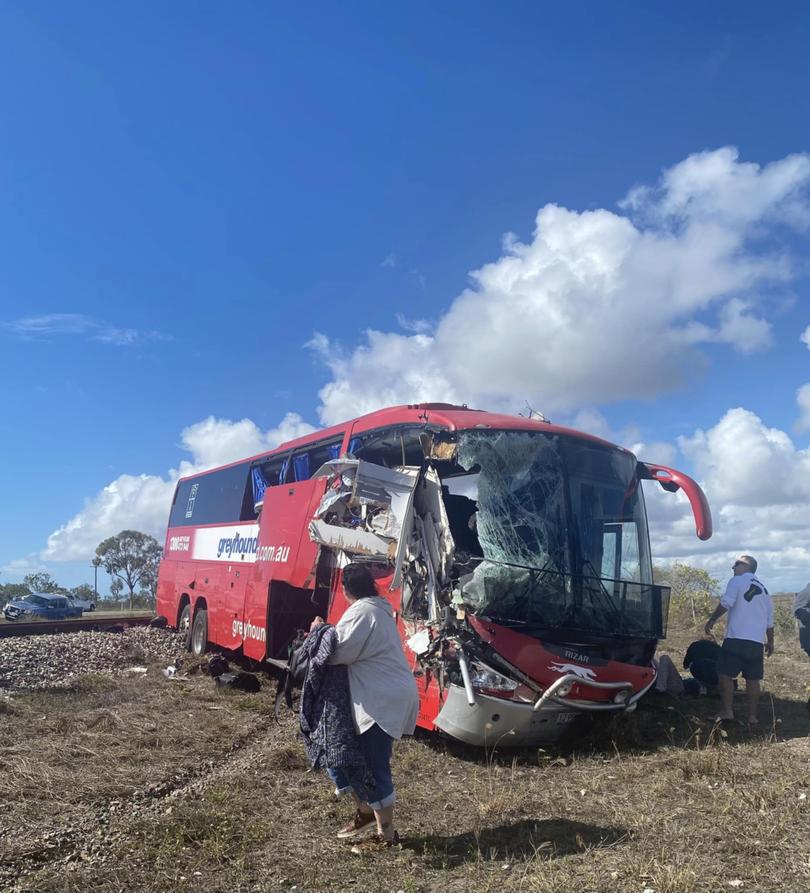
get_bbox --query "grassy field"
[1,614,808,893]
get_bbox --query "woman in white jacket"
[311,562,419,853]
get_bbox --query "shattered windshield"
[455,430,664,638]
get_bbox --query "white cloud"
[395,313,433,335]
[310,147,810,425]
[678,408,810,506]
[801,325,810,348]
[0,554,47,579]
[646,407,810,591]
[1,313,170,345]
[796,383,810,432]
[715,298,773,353]
[42,413,315,561]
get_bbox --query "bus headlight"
[556,681,573,697]
[469,661,518,699]
[613,689,630,704]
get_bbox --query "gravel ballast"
[0,626,186,690]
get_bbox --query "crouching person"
[310,563,419,853]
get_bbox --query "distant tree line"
[0,530,162,611]
[655,562,800,635]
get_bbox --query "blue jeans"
[326,723,395,810]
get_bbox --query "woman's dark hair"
[342,563,379,600]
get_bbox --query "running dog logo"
[549,662,597,681]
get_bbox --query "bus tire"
[191,608,208,657]
[179,604,192,651]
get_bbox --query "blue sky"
[2,2,810,592]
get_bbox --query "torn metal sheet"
[311,458,360,479]
[312,458,417,506]
[308,519,397,559]
[405,628,431,655]
[413,515,440,622]
[414,468,454,584]
[312,487,350,519]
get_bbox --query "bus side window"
[350,427,424,467]
[250,455,291,511]
[290,436,344,482]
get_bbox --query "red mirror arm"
[638,462,713,541]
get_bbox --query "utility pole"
[91,557,101,602]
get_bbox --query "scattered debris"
[215,671,261,693]
[205,653,230,677]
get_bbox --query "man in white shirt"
[704,554,774,725]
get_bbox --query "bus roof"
[176,403,629,483]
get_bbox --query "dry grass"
[1,616,809,893]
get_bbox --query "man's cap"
[735,554,757,572]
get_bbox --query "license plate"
[555,712,576,724]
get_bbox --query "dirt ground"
[1,621,809,893]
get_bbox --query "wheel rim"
[179,609,190,633]
[193,622,204,653]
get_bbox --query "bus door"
[241,437,344,661]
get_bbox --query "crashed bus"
[156,403,712,746]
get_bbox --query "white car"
[65,593,96,613]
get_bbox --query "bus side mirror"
[637,462,713,541]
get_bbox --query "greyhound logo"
[549,662,597,681]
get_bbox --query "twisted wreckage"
[157,404,713,746]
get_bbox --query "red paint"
[638,462,713,540]
[467,615,651,701]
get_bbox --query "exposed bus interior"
[305,426,670,677]
[265,551,335,661]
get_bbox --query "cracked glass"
[455,430,664,638]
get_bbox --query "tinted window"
[169,462,253,527]
[291,437,344,481]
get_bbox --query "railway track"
[0,614,156,639]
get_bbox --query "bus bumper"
[434,678,653,747]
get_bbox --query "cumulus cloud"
[679,407,810,506]
[310,147,810,425]
[796,383,810,432]
[1,313,170,346]
[715,298,773,352]
[43,413,315,561]
[645,407,810,590]
[0,554,48,579]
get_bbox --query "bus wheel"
[191,608,208,657]
[179,604,192,651]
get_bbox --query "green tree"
[657,562,719,624]
[95,530,162,611]
[0,582,31,609]
[70,583,97,602]
[22,572,62,594]
[109,577,125,606]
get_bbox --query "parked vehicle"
[3,592,83,621]
[65,593,96,612]
[157,403,712,746]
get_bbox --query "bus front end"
[410,427,711,746]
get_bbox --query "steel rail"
[0,615,156,639]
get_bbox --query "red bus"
[156,403,711,746]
